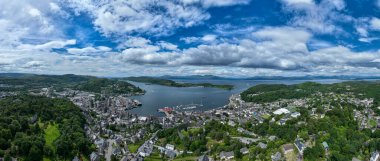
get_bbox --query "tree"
[234,148,242,159]
[27,145,43,161]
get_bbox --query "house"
[268,135,277,141]
[294,139,306,155]
[273,108,290,115]
[322,141,329,151]
[279,118,287,125]
[165,150,176,159]
[240,147,249,155]
[90,152,100,161]
[115,137,124,145]
[352,157,361,161]
[165,144,175,151]
[228,120,236,127]
[198,155,210,161]
[220,151,234,160]
[258,142,267,149]
[271,152,282,161]
[283,144,294,154]
[112,148,122,156]
[370,151,379,161]
[291,112,301,118]
[72,156,80,161]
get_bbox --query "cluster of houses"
[8,85,379,161]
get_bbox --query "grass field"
[173,156,197,161]
[128,144,141,153]
[44,123,60,151]
[144,152,162,161]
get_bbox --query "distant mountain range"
[1,73,380,81]
[160,75,380,80]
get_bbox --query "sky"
[2,0,380,77]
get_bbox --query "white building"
[273,108,290,115]
[166,144,175,151]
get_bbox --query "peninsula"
[124,76,234,90]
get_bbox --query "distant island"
[0,73,145,95]
[124,76,234,90]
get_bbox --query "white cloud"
[66,0,211,36]
[281,0,314,5]
[180,0,250,7]
[119,27,380,73]
[356,27,369,37]
[67,46,112,55]
[282,0,351,34]
[202,35,218,42]
[64,0,251,37]
[0,0,70,50]
[181,37,201,44]
[370,17,380,31]
[117,37,152,49]
[359,37,379,43]
[17,39,76,51]
[158,41,178,51]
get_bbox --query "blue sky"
[2,0,380,77]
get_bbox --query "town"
[10,81,379,161]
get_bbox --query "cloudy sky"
[2,0,380,77]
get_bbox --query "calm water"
[128,79,348,116]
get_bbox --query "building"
[273,108,290,115]
[165,144,175,151]
[294,139,306,155]
[165,150,177,159]
[352,157,361,161]
[72,156,80,161]
[198,155,210,161]
[258,142,267,149]
[220,151,234,160]
[291,112,301,118]
[322,141,329,151]
[370,151,379,161]
[268,135,277,141]
[283,144,294,154]
[240,147,249,155]
[271,152,282,161]
[90,152,100,161]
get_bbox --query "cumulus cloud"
[180,35,219,44]
[119,27,380,72]
[370,17,380,31]
[65,0,209,36]
[0,0,70,50]
[281,0,352,34]
[17,40,76,51]
[281,0,314,6]
[181,0,251,7]
[67,46,112,55]
[63,0,252,37]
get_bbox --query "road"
[105,139,115,161]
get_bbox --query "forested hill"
[241,81,380,106]
[0,74,144,95]
[124,76,234,90]
[0,95,90,160]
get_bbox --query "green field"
[128,144,141,153]
[144,152,162,161]
[173,156,198,161]
[44,123,61,151]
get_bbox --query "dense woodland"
[241,81,380,106]
[0,95,91,161]
[125,76,234,90]
[0,74,144,95]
